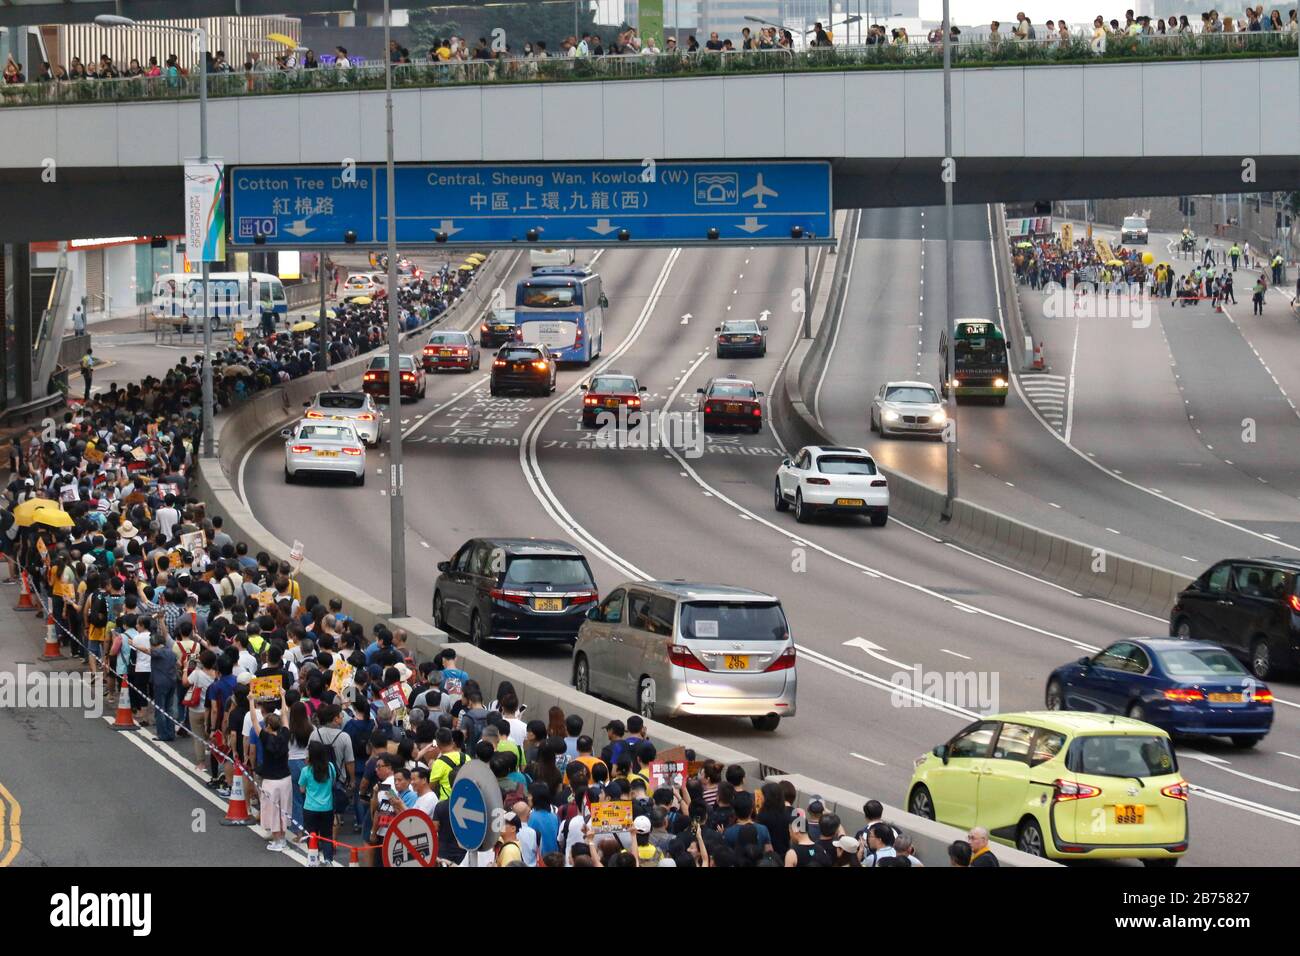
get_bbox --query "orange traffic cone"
[111,683,137,731]
[307,832,321,868]
[13,571,36,611]
[39,609,63,660]
[1032,341,1046,371]
[220,765,254,826]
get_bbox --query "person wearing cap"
[599,719,626,766]
[495,811,524,866]
[633,814,666,865]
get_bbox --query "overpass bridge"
[0,50,1297,241]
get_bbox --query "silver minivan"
[571,582,796,731]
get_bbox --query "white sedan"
[282,420,367,485]
[870,381,947,439]
[774,445,889,526]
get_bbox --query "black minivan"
[433,538,598,647]
[1170,557,1300,679]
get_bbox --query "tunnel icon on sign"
[693,172,738,206]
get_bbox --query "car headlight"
[931,408,946,424]
[883,410,900,422]
[994,378,1008,388]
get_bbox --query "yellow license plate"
[605,398,620,407]
[725,403,740,413]
[724,655,749,670]
[439,349,452,357]
[835,498,864,507]
[1207,693,1242,703]
[314,451,338,458]
[533,597,563,611]
[1114,804,1145,825]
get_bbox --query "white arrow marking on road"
[843,637,909,670]
[680,313,692,325]
[452,796,485,827]
[588,218,619,236]
[283,219,315,237]
[434,219,463,237]
[736,216,767,234]
[758,309,772,321]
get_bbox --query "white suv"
[774,445,890,526]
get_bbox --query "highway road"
[239,236,1300,867]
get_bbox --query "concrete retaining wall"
[776,204,1192,617]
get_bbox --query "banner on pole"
[185,162,226,263]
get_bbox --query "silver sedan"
[870,381,948,439]
[282,420,367,485]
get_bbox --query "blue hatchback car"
[1045,638,1274,749]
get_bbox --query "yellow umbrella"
[266,32,298,48]
[465,254,486,264]
[1106,259,1124,267]
[30,506,74,529]
[13,497,59,527]
[458,264,475,271]
[352,296,373,305]
[326,309,337,319]
[291,320,316,333]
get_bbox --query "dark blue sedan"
[1045,638,1274,749]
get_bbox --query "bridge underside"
[0,159,1296,243]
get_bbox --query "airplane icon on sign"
[742,174,778,209]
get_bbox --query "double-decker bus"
[513,267,606,364]
[939,318,1009,405]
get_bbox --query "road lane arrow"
[843,637,909,670]
[758,309,772,321]
[452,796,485,827]
[588,218,619,236]
[680,313,692,325]
[434,219,464,237]
[283,219,315,238]
[736,217,767,234]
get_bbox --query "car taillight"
[628,397,641,407]
[575,326,583,342]
[704,404,713,414]
[401,372,415,381]
[305,410,325,418]
[290,445,312,453]
[363,372,376,382]
[455,348,468,356]
[1160,781,1190,801]
[490,588,530,605]
[764,647,796,672]
[870,479,887,487]
[1252,687,1274,703]
[752,405,762,416]
[1052,779,1102,802]
[513,328,523,340]
[1289,594,1300,613]
[1163,688,1205,702]
[806,477,830,485]
[584,396,599,405]
[494,359,506,367]
[423,345,437,354]
[668,644,709,672]
[343,447,363,456]
[570,591,598,605]
[533,361,548,370]
[481,324,490,333]
[356,413,375,421]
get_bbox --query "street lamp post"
[941,0,958,519]
[383,0,408,618]
[96,15,214,458]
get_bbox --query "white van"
[152,272,286,328]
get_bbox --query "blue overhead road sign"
[229,161,832,246]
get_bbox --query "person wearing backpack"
[428,727,467,801]
[457,687,489,750]
[310,704,356,847]
[83,572,111,676]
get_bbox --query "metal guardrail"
[0,33,1294,108]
